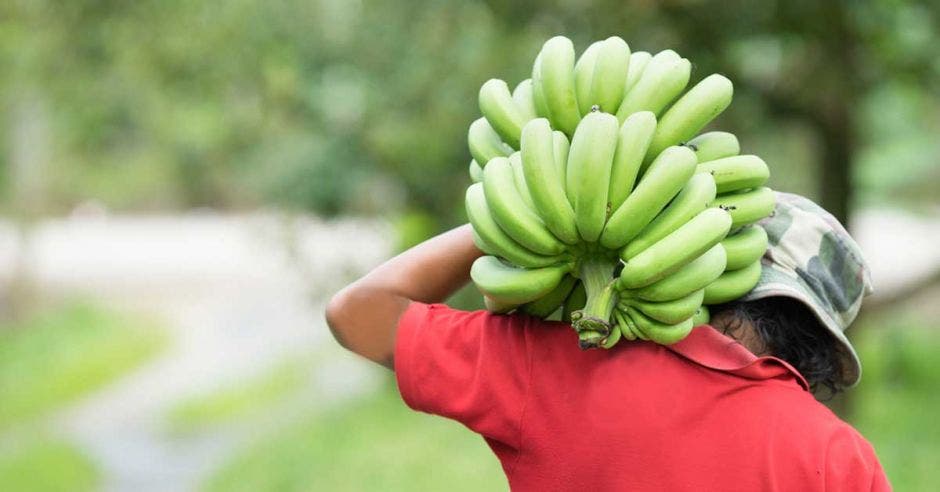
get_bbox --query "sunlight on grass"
[0,436,99,492]
[165,358,308,435]
[0,302,169,431]
[204,377,506,492]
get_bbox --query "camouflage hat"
[741,191,873,387]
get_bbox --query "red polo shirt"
[395,302,890,491]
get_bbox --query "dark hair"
[711,297,846,398]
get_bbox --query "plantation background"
[1,0,939,490]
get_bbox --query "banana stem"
[572,256,619,348]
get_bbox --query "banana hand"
[480,78,529,148]
[471,255,570,305]
[567,111,619,242]
[646,74,733,162]
[686,131,740,162]
[696,155,770,194]
[703,258,762,304]
[538,36,582,135]
[721,225,769,271]
[521,118,580,244]
[710,186,775,230]
[482,157,567,256]
[616,50,691,122]
[633,243,727,302]
[466,182,565,268]
[618,207,732,289]
[622,171,717,259]
[468,117,513,166]
[601,145,697,250]
[607,111,657,213]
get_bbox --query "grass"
[0,301,169,431]
[204,377,506,492]
[165,358,308,435]
[0,436,99,492]
[848,311,940,490]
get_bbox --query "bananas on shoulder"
[462,36,774,348]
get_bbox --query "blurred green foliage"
[1,0,938,223]
[0,302,168,431]
[0,436,99,492]
[852,310,940,489]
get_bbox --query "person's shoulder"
[822,420,889,489]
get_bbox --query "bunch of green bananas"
[466,36,775,349]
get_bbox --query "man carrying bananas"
[326,192,890,490]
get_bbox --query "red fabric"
[395,302,891,491]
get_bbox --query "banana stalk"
[570,254,620,348]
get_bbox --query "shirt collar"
[666,325,810,391]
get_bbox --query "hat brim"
[740,264,862,388]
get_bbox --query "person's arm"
[325,224,484,369]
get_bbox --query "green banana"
[600,145,697,250]
[633,243,727,302]
[691,305,710,327]
[710,186,775,229]
[520,274,578,318]
[521,118,580,244]
[622,51,652,95]
[562,280,586,324]
[613,309,637,341]
[696,155,770,194]
[574,41,602,115]
[484,295,519,314]
[600,314,622,349]
[471,255,569,304]
[531,53,552,119]
[721,225,769,271]
[553,130,570,194]
[616,50,690,122]
[703,258,762,304]
[622,171,717,259]
[512,78,539,122]
[468,117,513,166]
[607,111,657,212]
[624,306,694,345]
[646,74,734,162]
[509,152,537,211]
[586,36,631,114]
[686,131,740,162]
[466,183,564,268]
[566,111,619,242]
[621,288,704,325]
[469,160,483,183]
[480,78,528,148]
[538,36,582,135]
[482,157,566,256]
[618,207,732,289]
[622,310,649,340]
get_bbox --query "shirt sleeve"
[394,302,532,449]
[825,425,892,491]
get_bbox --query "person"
[325,191,891,491]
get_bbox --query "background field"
[1,0,938,490]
